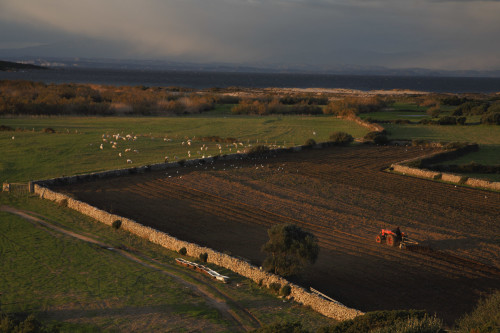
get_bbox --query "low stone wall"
[33,184,363,321]
[391,145,500,191]
[391,164,441,180]
[341,114,385,133]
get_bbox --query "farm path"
[0,205,261,332]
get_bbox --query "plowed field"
[56,145,500,324]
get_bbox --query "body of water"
[1,68,500,93]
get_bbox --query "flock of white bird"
[97,132,314,165]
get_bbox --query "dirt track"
[0,205,261,331]
[56,145,500,324]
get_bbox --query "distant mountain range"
[1,56,500,78]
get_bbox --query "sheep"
[127,159,132,164]
[100,144,103,150]
[133,150,139,153]
[125,148,131,152]
[119,153,122,157]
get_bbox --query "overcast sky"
[1,0,499,70]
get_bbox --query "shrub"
[426,105,441,118]
[269,282,281,294]
[437,116,457,125]
[178,247,187,255]
[262,224,319,277]
[481,112,500,125]
[280,284,291,297]
[43,127,55,133]
[412,139,430,147]
[252,321,308,333]
[455,290,500,333]
[112,220,122,229]
[456,116,467,125]
[58,199,68,207]
[317,310,430,333]
[199,252,208,262]
[370,314,443,333]
[0,313,58,333]
[0,125,14,131]
[247,145,270,157]
[329,132,354,145]
[364,131,389,145]
[304,138,316,147]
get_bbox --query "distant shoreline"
[1,67,500,93]
[0,60,46,71]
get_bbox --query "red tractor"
[376,227,416,249]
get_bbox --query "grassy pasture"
[385,123,500,145]
[0,115,368,183]
[0,192,335,331]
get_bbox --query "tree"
[261,224,319,277]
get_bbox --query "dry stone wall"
[391,145,500,191]
[32,182,364,321]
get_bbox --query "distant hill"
[0,60,45,71]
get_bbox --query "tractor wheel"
[386,235,398,247]
[376,234,384,244]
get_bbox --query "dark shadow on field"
[295,248,499,326]
[419,237,493,251]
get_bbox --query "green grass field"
[0,115,368,183]
[0,192,335,331]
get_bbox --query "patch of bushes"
[198,136,237,143]
[251,321,308,333]
[412,139,430,147]
[178,247,187,255]
[199,252,208,262]
[430,162,500,174]
[481,112,500,125]
[269,282,281,294]
[437,116,457,125]
[58,199,68,207]
[43,127,55,133]
[0,124,14,131]
[247,145,270,157]
[112,220,122,229]
[329,132,354,145]
[304,138,316,147]
[317,310,431,333]
[0,312,59,333]
[280,284,291,297]
[364,131,389,145]
[455,290,500,333]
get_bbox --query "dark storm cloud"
[0,0,499,69]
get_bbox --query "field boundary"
[31,183,363,321]
[27,147,364,321]
[390,144,500,191]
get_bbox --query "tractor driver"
[393,226,402,241]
